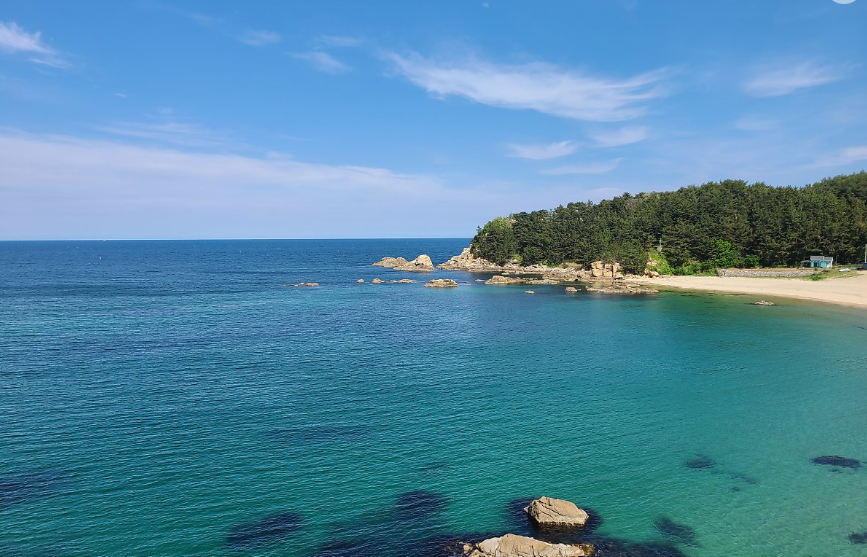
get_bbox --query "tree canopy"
[470,172,867,274]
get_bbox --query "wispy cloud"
[317,35,362,48]
[733,116,777,132]
[0,129,635,239]
[236,29,282,47]
[0,20,67,68]
[542,159,622,175]
[383,51,670,121]
[291,51,349,74]
[744,60,846,97]
[813,145,867,167]
[95,120,229,148]
[506,141,577,160]
[589,126,648,147]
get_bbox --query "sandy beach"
[627,272,867,309]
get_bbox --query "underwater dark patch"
[730,486,741,492]
[591,536,690,557]
[267,425,368,445]
[225,511,301,551]
[653,516,698,546]
[418,462,452,476]
[850,531,867,544]
[0,470,65,511]
[684,454,715,469]
[314,539,383,557]
[812,455,861,469]
[726,471,759,485]
[394,490,447,520]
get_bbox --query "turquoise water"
[1,239,866,557]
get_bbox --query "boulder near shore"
[462,534,591,557]
[525,496,589,527]
[372,255,434,272]
[425,279,458,288]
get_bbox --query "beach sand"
[627,272,867,309]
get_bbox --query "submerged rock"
[284,282,319,287]
[425,279,458,288]
[684,454,716,469]
[525,290,535,294]
[812,455,861,469]
[565,287,578,293]
[462,534,592,557]
[0,470,65,511]
[395,490,447,519]
[753,300,776,306]
[849,531,867,544]
[525,497,589,528]
[225,511,301,551]
[653,516,698,547]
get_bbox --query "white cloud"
[95,120,228,148]
[291,51,349,74]
[317,35,362,48]
[236,29,282,47]
[744,60,846,97]
[813,145,867,167]
[541,159,622,175]
[0,20,67,67]
[383,51,670,121]
[589,126,648,147]
[506,140,577,160]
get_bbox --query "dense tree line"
[471,172,867,274]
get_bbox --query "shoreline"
[625,273,867,309]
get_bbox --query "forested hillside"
[470,172,867,274]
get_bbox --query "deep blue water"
[1,239,866,557]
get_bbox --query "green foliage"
[468,172,867,274]
[471,216,515,265]
[647,250,674,275]
[709,238,742,269]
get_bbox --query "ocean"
[1,239,866,557]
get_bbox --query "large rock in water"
[425,279,458,288]
[463,534,591,557]
[525,497,589,527]
[372,255,434,272]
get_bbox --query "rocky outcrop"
[373,255,434,272]
[373,257,408,268]
[372,278,384,284]
[590,261,623,279]
[565,287,578,293]
[357,279,365,283]
[437,247,505,272]
[486,275,530,285]
[525,497,589,528]
[462,534,591,557]
[587,284,658,295]
[425,279,458,288]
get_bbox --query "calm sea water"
[1,239,866,557]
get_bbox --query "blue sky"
[1,0,865,239]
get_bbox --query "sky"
[0,0,865,240]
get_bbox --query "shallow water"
[1,239,866,557]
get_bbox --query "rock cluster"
[590,261,623,279]
[425,279,458,288]
[373,255,434,272]
[525,496,589,527]
[485,275,559,286]
[462,534,591,557]
[586,284,658,295]
[370,278,416,284]
[437,247,504,272]
[284,282,319,287]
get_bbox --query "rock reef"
[586,284,659,295]
[461,534,592,557]
[425,279,458,288]
[284,283,320,287]
[373,255,434,272]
